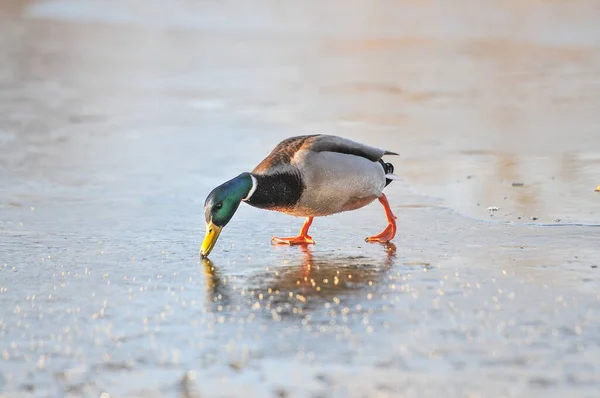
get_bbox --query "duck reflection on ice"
[201,243,397,319]
[201,257,232,309]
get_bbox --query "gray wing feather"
[307,135,398,161]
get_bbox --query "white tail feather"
[385,173,402,180]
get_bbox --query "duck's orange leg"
[272,217,315,245]
[366,194,397,243]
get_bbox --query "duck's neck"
[220,172,255,203]
[242,173,258,201]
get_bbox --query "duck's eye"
[215,203,223,210]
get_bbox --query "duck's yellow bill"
[200,222,222,258]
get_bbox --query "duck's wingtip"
[385,173,402,180]
[384,150,399,156]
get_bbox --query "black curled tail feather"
[378,159,395,187]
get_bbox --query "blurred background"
[2,0,600,225]
[1,1,599,397]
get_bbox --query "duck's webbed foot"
[272,235,315,245]
[366,194,397,243]
[271,216,315,246]
[366,223,395,243]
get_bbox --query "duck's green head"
[200,172,254,258]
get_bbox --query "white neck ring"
[243,174,257,201]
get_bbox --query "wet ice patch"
[26,0,140,25]
[0,130,16,145]
[25,0,273,32]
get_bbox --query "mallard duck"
[200,134,399,257]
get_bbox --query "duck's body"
[246,135,394,217]
[200,134,398,257]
